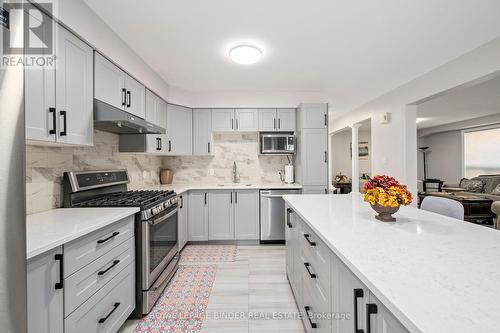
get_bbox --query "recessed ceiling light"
[229,45,262,65]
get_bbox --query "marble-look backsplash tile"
[163,133,290,184]
[26,130,164,214]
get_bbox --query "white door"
[166,104,193,155]
[55,26,93,146]
[188,191,208,241]
[277,109,296,132]
[25,9,56,142]
[212,109,234,131]
[125,74,146,119]
[301,129,328,186]
[235,109,258,131]
[208,190,234,240]
[27,247,64,333]
[234,190,259,240]
[193,109,213,155]
[94,52,125,110]
[258,109,277,131]
[178,193,189,251]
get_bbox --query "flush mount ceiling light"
[229,45,262,65]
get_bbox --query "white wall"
[331,36,500,197]
[332,130,371,180]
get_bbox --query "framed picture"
[350,141,369,160]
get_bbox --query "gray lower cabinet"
[208,190,234,240]
[233,190,259,239]
[193,109,213,155]
[27,247,64,333]
[188,191,209,241]
[178,193,189,250]
[368,294,410,333]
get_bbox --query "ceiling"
[84,0,500,113]
[417,74,500,129]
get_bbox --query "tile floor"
[119,245,305,333]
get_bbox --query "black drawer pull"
[126,90,131,107]
[121,88,126,106]
[354,289,364,333]
[304,262,317,278]
[98,302,120,324]
[286,208,293,228]
[54,254,64,290]
[304,306,318,329]
[98,260,120,276]
[59,110,67,136]
[49,107,56,135]
[304,234,316,246]
[366,303,378,333]
[97,231,119,244]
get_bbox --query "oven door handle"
[148,208,178,226]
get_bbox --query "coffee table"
[418,192,494,225]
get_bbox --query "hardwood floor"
[119,245,305,333]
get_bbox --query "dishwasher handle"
[261,194,285,198]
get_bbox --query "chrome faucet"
[233,161,240,183]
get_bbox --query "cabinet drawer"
[64,237,134,317]
[301,261,331,333]
[64,215,134,277]
[65,263,135,333]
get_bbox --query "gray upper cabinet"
[212,109,235,131]
[258,109,277,131]
[298,103,327,129]
[208,190,234,240]
[188,191,209,241]
[166,104,193,155]
[27,247,64,333]
[193,109,213,155]
[301,129,328,186]
[94,52,146,119]
[235,109,258,131]
[145,89,167,128]
[276,109,296,132]
[119,133,168,154]
[26,21,93,146]
[233,190,259,240]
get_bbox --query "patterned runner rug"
[179,245,238,264]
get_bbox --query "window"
[463,126,500,178]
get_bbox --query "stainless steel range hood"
[93,99,165,134]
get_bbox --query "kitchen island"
[283,193,500,333]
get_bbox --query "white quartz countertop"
[282,193,500,333]
[140,182,303,194]
[26,208,139,260]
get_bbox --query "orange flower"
[362,176,413,207]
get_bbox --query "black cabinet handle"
[366,303,378,333]
[235,191,238,204]
[54,254,64,290]
[324,113,327,126]
[304,262,317,278]
[354,289,364,333]
[168,140,172,152]
[304,306,318,329]
[230,192,233,204]
[59,111,67,136]
[286,208,293,228]
[231,118,234,130]
[98,302,120,324]
[204,192,207,205]
[278,118,281,129]
[98,260,120,276]
[274,118,276,129]
[304,234,316,246]
[122,88,126,106]
[324,151,327,163]
[49,107,56,135]
[236,119,239,130]
[208,142,211,154]
[126,91,131,107]
[180,195,184,209]
[159,138,162,151]
[97,231,119,244]
[156,138,160,151]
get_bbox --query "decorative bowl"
[371,204,400,222]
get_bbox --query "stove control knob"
[151,208,157,215]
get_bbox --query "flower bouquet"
[363,175,413,222]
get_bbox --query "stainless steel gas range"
[63,170,179,317]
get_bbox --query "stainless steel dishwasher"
[260,189,302,243]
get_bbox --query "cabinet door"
[277,109,296,132]
[145,89,166,128]
[178,193,189,251]
[333,257,369,333]
[234,190,259,240]
[208,190,234,240]
[235,109,258,131]
[292,213,303,309]
[193,109,213,155]
[188,191,208,241]
[166,104,193,155]
[124,74,146,119]
[27,247,64,333]
[301,129,328,186]
[368,294,409,333]
[94,52,125,110]
[258,109,277,131]
[25,10,56,142]
[55,26,93,145]
[299,103,327,129]
[145,134,168,154]
[212,109,234,131]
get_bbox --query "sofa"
[454,174,500,202]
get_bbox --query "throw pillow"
[492,184,500,195]
[460,179,484,193]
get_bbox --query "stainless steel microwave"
[260,133,296,155]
